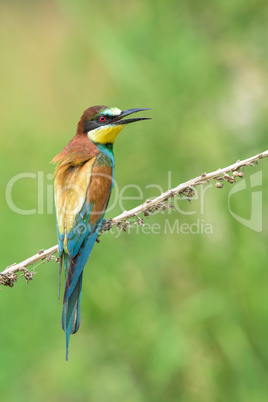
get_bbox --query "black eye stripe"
[83,115,113,132]
[83,120,99,132]
[83,114,118,133]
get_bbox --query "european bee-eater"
[52,105,150,360]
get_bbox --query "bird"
[52,105,150,360]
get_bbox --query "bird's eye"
[98,115,106,122]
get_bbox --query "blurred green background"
[0,1,268,401]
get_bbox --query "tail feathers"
[61,253,83,361]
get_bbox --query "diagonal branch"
[1,149,267,287]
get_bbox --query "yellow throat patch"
[87,124,125,144]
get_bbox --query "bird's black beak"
[113,108,151,125]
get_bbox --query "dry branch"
[1,149,267,287]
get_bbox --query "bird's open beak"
[113,108,151,125]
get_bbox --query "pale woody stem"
[1,149,267,285]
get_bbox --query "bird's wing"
[54,157,96,257]
[54,156,113,302]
